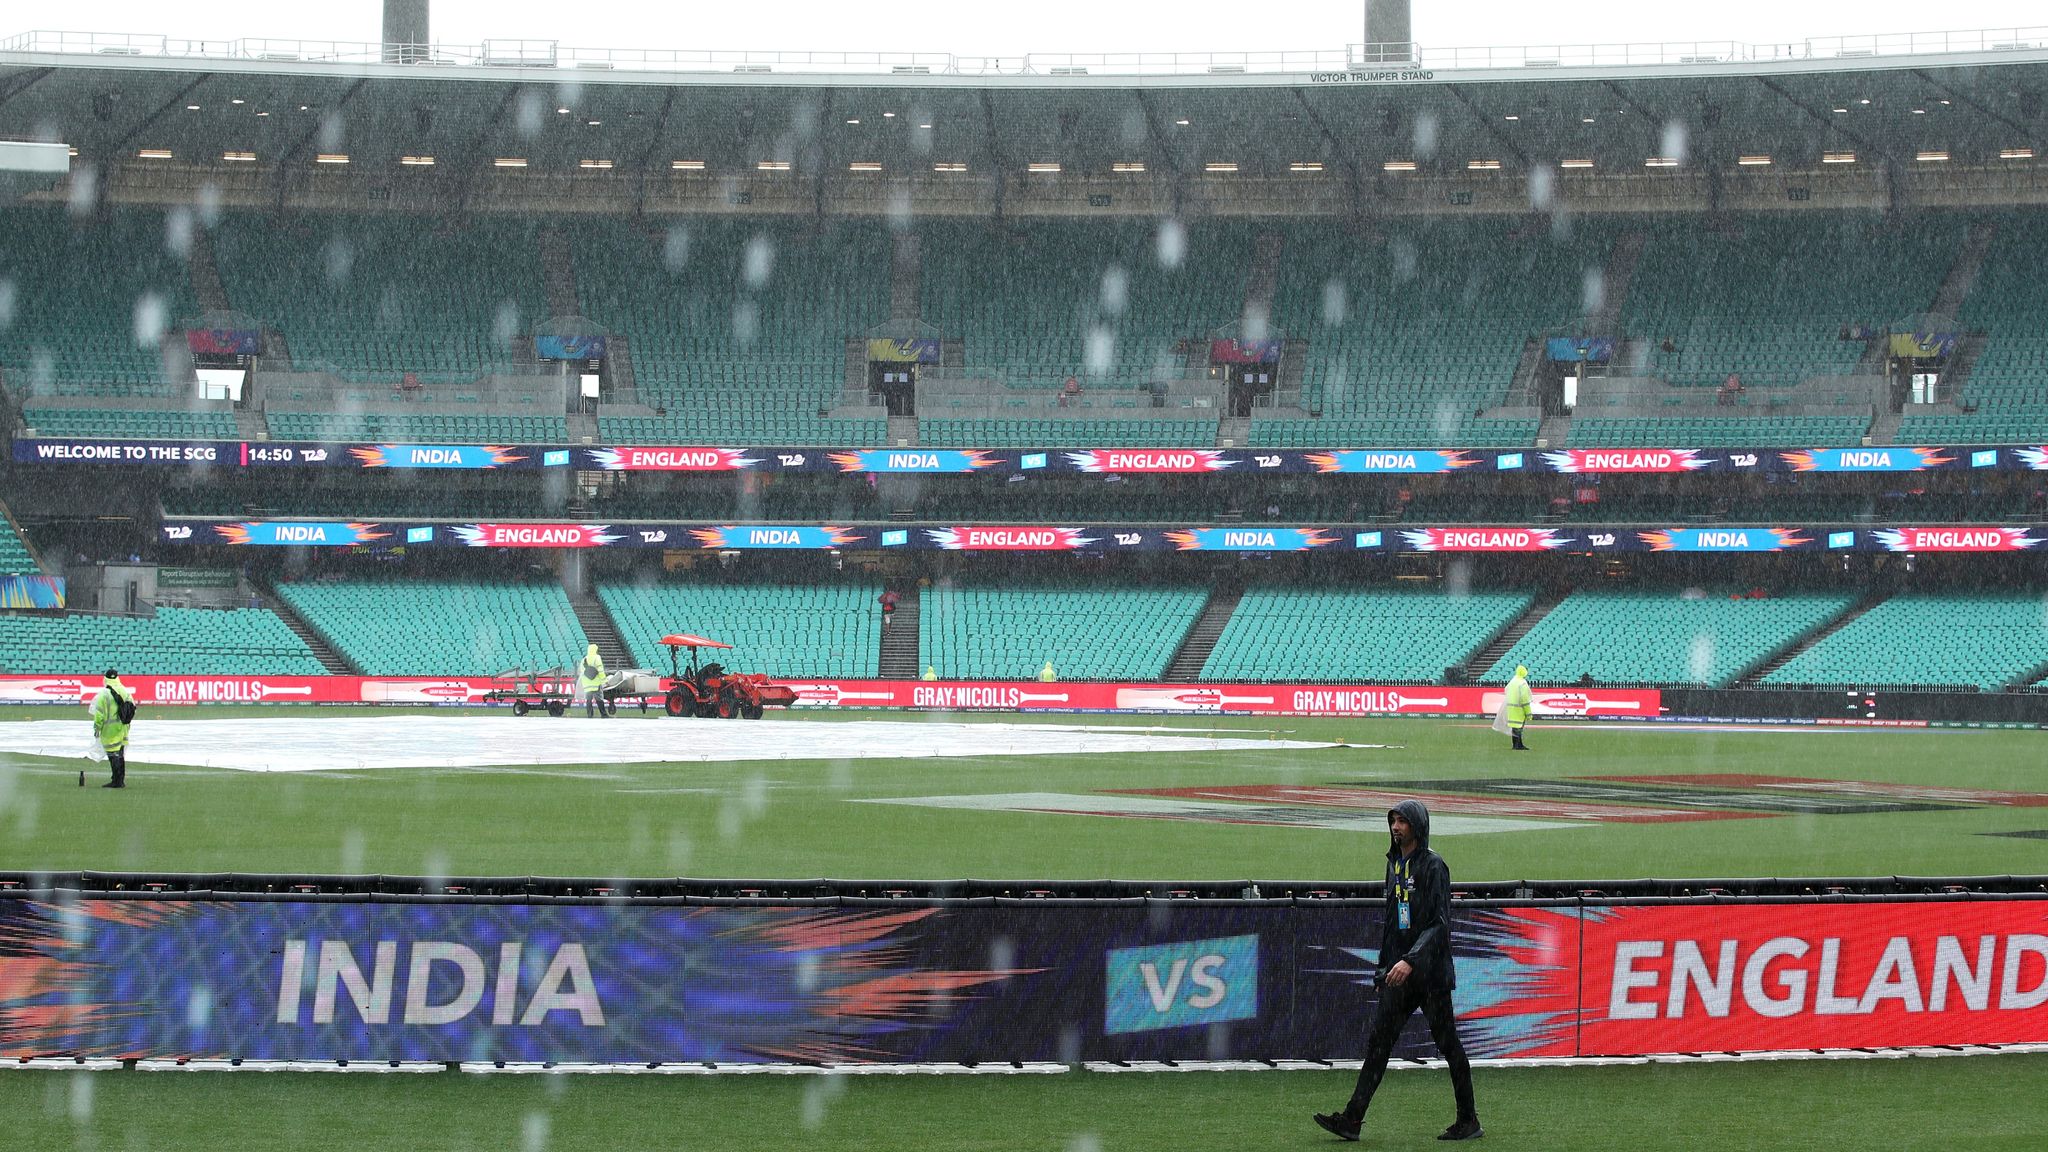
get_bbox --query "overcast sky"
[20,2,2048,56]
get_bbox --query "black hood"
[1386,799,1431,858]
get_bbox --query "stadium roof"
[1,27,2043,179]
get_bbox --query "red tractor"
[659,634,797,719]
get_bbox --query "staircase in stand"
[878,584,921,678]
[188,227,232,313]
[538,226,581,319]
[1241,229,1285,322]
[570,596,634,672]
[1588,230,1646,333]
[1468,590,1567,680]
[606,334,639,407]
[1735,592,1890,687]
[1929,219,1998,317]
[260,584,358,675]
[890,232,922,324]
[1164,582,1245,682]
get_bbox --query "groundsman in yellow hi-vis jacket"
[577,643,609,718]
[89,669,137,788]
[1501,665,1534,751]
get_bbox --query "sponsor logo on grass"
[1105,934,1258,1034]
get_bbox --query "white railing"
[2,26,2045,76]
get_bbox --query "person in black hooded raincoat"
[1315,799,1482,1142]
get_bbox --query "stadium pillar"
[1361,0,1414,63]
[383,0,429,64]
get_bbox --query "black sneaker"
[1313,1113,1360,1141]
[1439,1117,1483,1141]
[101,781,124,789]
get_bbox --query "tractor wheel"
[716,689,741,720]
[546,701,566,718]
[512,700,529,717]
[741,702,765,720]
[664,689,690,718]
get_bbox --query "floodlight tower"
[384,0,429,64]
[1362,0,1415,63]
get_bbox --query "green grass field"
[4,1055,2045,1151]
[4,706,2044,1151]
[2,708,2044,881]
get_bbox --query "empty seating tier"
[1762,593,2048,690]
[0,207,200,398]
[1202,588,1534,682]
[919,583,1207,681]
[214,215,545,383]
[598,581,881,679]
[274,579,587,676]
[1487,589,1858,687]
[0,607,325,676]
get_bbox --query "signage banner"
[1572,901,2048,1054]
[1209,338,1285,364]
[349,445,528,469]
[0,675,1658,717]
[587,447,763,472]
[535,334,607,361]
[11,439,2035,475]
[187,328,260,356]
[1306,450,1480,474]
[155,520,2048,554]
[0,575,63,609]
[1545,336,1616,362]
[1,895,2029,1062]
[1640,528,1812,553]
[1872,527,2040,553]
[866,338,941,364]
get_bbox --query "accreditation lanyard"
[1393,856,1414,931]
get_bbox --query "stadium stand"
[22,403,240,440]
[575,218,891,445]
[263,407,568,443]
[273,578,587,676]
[1252,218,1586,447]
[920,219,1252,388]
[0,207,199,398]
[1900,214,2048,444]
[1201,587,1534,682]
[161,486,548,520]
[597,580,881,678]
[212,214,544,385]
[919,582,1206,680]
[0,607,325,675]
[0,515,40,574]
[1565,413,1871,447]
[917,416,1217,448]
[1486,588,1858,687]
[1623,213,1966,389]
[1761,592,2048,690]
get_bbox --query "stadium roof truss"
[0,33,2042,196]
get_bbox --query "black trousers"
[106,748,126,786]
[1344,979,1477,1123]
